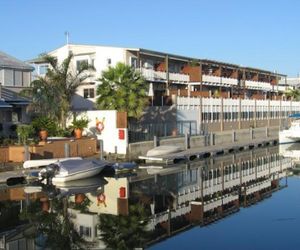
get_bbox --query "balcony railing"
[245,80,272,90]
[202,75,238,86]
[139,68,190,82]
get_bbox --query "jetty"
[139,136,278,165]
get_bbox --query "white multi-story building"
[29,44,289,111]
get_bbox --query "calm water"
[152,176,300,250]
[0,145,297,249]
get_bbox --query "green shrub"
[31,116,57,136]
[71,118,89,130]
[16,124,34,145]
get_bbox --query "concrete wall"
[128,126,279,159]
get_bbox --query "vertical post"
[220,97,224,131]
[210,132,214,146]
[185,132,189,150]
[249,127,253,140]
[165,55,169,96]
[238,98,242,129]
[99,140,104,160]
[265,127,269,138]
[64,143,70,158]
[254,99,257,127]
[199,62,203,91]
[199,96,203,134]
[24,145,30,161]
[232,130,236,142]
[153,136,158,147]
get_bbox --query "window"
[76,60,88,71]
[107,58,111,65]
[39,65,49,75]
[79,226,92,237]
[83,88,95,98]
[130,57,138,68]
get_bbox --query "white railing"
[202,75,238,86]
[245,80,273,90]
[169,72,190,82]
[140,68,166,81]
[139,68,189,82]
[244,180,271,195]
[222,77,238,86]
[202,75,221,83]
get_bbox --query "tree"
[22,53,94,128]
[96,63,148,119]
[285,88,300,101]
[99,204,150,249]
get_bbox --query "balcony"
[245,80,273,90]
[139,68,190,83]
[202,75,238,86]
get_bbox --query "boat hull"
[279,130,300,144]
[52,166,106,183]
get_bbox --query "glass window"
[39,65,49,75]
[83,88,95,98]
[107,58,112,65]
[76,60,88,71]
[131,57,138,68]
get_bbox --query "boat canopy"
[58,159,106,174]
[289,113,300,118]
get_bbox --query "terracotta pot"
[74,128,82,139]
[75,194,86,204]
[39,130,48,141]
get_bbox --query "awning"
[0,100,12,108]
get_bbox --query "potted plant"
[71,117,89,139]
[31,116,57,141]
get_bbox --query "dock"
[139,136,278,165]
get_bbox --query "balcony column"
[242,69,246,98]
[165,55,169,95]
[200,62,203,91]
[219,66,222,96]
[137,51,141,68]
[238,98,241,129]
[220,97,224,131]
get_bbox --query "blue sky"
[1,0,300,76]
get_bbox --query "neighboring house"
[0,51,33,133]
[29,44,289,111]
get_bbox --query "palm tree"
[98,204,150,250]
[23,53,94,128]
[285,88,300,101]
[96,63,148,119]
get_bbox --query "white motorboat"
[23,157,82,169]
[146,145,182,157]
[39,159,108,183]
[279,114,300,144]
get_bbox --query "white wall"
[69,110,128,154]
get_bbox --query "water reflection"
[0,146,293,249]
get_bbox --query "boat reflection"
[0,146,294,249]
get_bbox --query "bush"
[16,124,34,145]
[71,118,89,130]
[31,116,57,136]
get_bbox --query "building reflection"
[0,146,293,249]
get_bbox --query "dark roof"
[0,51,34,71]
[1,87,30,103]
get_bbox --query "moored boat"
[279,114,300,144]
[39,159,108,183]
